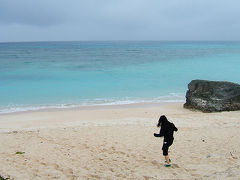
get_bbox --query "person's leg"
[162,142,172,167]
[165,155,170,164]
[162,144,170,164]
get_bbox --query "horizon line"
[1,40,240,44]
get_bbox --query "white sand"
[0,103,240,179]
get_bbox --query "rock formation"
[184,80,240,112]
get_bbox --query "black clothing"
[162,140,173,156]
[154,122,178,142]
[154,121,178,156]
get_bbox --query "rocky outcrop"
[184,80,240,112]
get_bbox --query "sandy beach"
[0,103,240,179]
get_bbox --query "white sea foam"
[0,95,185,114]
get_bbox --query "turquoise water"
[0,41,240,113]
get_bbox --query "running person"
[154,115,178,167]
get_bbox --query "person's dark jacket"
[154,122,178,143]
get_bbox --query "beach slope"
[0,103,240,179]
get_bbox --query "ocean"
[0,41,240,114]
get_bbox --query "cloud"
[0,0,67,26]
[0,0,240,41]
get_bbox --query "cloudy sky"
[0,0,239,42]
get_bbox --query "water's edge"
[0,98,185,115]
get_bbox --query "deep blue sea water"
[0,41,240,113]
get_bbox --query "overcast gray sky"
[0,0,239,42]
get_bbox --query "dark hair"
[157,115,168,127]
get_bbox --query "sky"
[0,0,240,42]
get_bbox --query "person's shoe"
[164,164,171,167]
[165,159,171,163]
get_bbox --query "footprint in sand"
[151,160,161,168]
[83,166,89,170]
[151,160,158,165]
[143,175,153,180]
[171,164,180,168]
[191,173,201,177]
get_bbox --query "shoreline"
[1,101,239,133]
[0,101,185,116]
